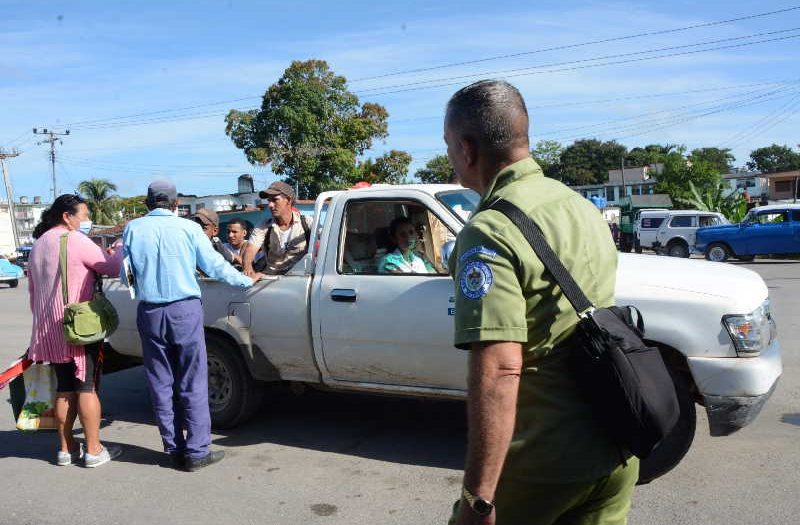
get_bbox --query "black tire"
[666,240,689,258]
[705,243,729,262]
[638,371,696,485]
[634,239,643,254]
[8,279,18,288]
[206,332,263,429]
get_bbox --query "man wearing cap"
[190,208,233,264]
[242,180,312,276]
[122,181,255,472]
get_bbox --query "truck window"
[699,215,724,227]
[669,216,693,228]
[339,200,452,276]
[756,212,788,224]
[640,217,664,229]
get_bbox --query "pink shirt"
[27,226,123,381]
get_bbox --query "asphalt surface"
[0,259,798,525]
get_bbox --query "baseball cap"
[147,180,177,203]
[191,208,219,228]
[259,180,295,200]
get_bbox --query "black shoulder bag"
[486,198,680,458]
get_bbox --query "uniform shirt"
[122,209,252,304]
[451,157,623,484]
[378,248,435,273]
[249,211,311,275]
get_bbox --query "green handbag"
[60,233,119,345]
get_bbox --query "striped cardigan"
[27,226,122,381]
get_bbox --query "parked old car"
[0,258,24,288]
[654,210,729,258]
[696,204,800,262]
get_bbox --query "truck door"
[316,197,465,390]
[748,210,793,254]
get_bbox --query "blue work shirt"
[122,208,252,304]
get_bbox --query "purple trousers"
[136,298,211,460]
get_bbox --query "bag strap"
[59,232,70,306]
[485,198,595,317]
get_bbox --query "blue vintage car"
[0,258,24,288]
[695,204,800,262]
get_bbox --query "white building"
[0,195,48,253]
[176,175,262,217]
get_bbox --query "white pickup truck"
[104,184,782,483]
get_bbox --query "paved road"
[0,260,798,525]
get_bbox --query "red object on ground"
[0,356,32,390]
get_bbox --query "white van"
[634,209,671,252]
[655,210,729,257]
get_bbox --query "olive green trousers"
[449,459,639,525]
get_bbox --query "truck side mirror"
[441,241,456,271]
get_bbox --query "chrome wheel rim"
[207,355,233,412]
[709,247,726,262]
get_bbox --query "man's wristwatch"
[461,486,495,517]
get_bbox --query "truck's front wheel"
[206,333,263,429]
[637,370,696,484]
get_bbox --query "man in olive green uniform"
[446,80,638,525]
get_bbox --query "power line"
[720,95,800,150]
[33,128,70,201]
[355,28,800,95]
[350,6,800,83]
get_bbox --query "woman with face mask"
[378,216,436,274]
[27,194,123,468]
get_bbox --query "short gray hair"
[445,80,529,160]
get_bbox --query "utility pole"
[0,149,22,250]
[33,128,70,201]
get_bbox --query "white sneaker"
[56,443,84,466]
[84,444,123,468]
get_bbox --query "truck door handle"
[331,289,357,303]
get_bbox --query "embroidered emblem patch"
[459,245,498,263]
[459,260,494,300]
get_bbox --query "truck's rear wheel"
[206,333,263,429]
[666,240,689,258]
[638,370,696,484]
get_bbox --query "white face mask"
[78,220,93,235]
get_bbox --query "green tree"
[746,144,800,173]
[689,147,735,174]
[530,140,563,179]
[625,144,677,167]
[677,180,748,223]
[414,154,455,184]
[225,59,389,199]
[654,151,721,208]
[354,150,413,184]
[114,195,147,220]
[559,139,627,185]
[77,178,118,225]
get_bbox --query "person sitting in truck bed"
[378,216,435,274]
[242,181,312,276]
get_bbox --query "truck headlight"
[723,299,776,357]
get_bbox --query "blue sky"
[2,0,799,199]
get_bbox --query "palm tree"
[78,178,118,225]
[676,180,748,223]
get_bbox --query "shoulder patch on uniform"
[459,245,498,263]
[459,260,494,300]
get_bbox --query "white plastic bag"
[16,364,57,431]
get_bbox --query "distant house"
[764,170,800,202]
[570,164,662,206]
[721,170,767,201]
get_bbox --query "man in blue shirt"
[122,181,254,471]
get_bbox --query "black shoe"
[185,450,225,472]
[169,453,187,470]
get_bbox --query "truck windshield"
[437,189,480,223]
